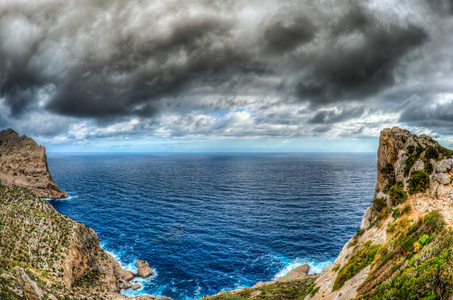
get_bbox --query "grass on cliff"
[332,241,380,291]
[201,277,317,300]
[353,211,453,300]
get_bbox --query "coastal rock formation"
[275,264,310,282]
[305,127,453,299]
[0,129,67,199]
[137,259,153,278]
[203,127,453,300]
[0,129,168,299]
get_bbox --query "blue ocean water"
[46,153,376,300]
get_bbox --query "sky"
[1,0,453,152]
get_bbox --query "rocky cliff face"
[0,130,163,299]
[0,129,67,199]
[305,127,453,300]
[0,184,147,299]
[203,127,453,300]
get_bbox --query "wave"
[272,256,332,280]
[99,242,159,297]
[45,193,78,201]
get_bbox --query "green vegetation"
[424,146,439,160]
[333,241,381,291]
[404,145,423,177]
[424,161,433,174]
[372,197,387,213]
[356,211,450,299]
[381,164,394,178]
[0,184,108,300]
[201,277,317,300]
[388,183,408,205]
[408,171,430,194]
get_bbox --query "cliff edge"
[203,127,453,300]
[305,127,453,299]
[0,129,67,199]
[0,130,164,299]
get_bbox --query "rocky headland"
[4,127,453,299]
[203,127,453,300]
[0,129,169,300]
[0,129,67,199]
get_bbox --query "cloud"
[0,0,452,147]
[308,106,365,124]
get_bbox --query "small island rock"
[136,259,153,278]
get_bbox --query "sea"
[46,153,376,300]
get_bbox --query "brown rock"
[131,283,141,290]
[0,129,67,199]
[136,259,153,278]
[275,264,310,282]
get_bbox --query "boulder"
[433,173,451,185]
[132,284,141,290]
[276,264,310,282]
[155,297,172,300]
[136,259,153,278]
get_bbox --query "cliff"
[0,129,67,199]
[203,127,453,300]
[0,130,165,299]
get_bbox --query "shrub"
[424,146,439,160]
[424,161,433,174]
[372,197,387,213]
[401,204,412,216]
[408,171,430,194]
[389,184,408,205]
[406,145,415,155]
[381,163,394,178]
[392,208,400,219]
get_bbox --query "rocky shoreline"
[0,128,173,300]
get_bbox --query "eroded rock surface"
[0,129,67,199]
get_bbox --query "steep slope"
[0,129,160,299]
[0,129,67,199]
[306,127,453,300]
[0,184,141,299]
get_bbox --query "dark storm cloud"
[399,96,453,134]
[308,106,365,124]
[262,15,316,55]
[0,0,446,142]
[294,6,428,105]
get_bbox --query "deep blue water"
[46,153,376,300]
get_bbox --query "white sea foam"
[100,243,159,297]
[273,256,333,280]
[44,194,78,201]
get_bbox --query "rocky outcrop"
[137,259,153,278]
[275,264,310,282]
[0,128,67,199]
[0,129,169,299]
[304,127,453,299]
